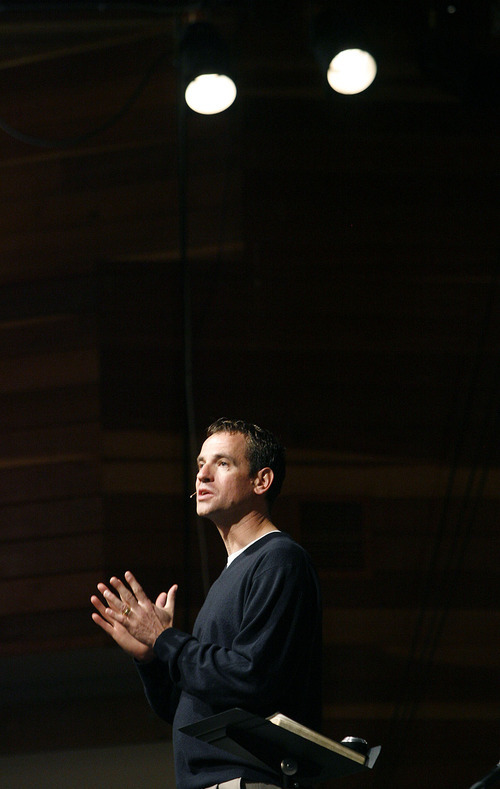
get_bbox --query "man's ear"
[252,467,274,497]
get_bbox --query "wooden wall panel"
[0,310,103,655]
[1,423,101,462]
[0,384,100,431]
[0,496,102,541]
[0,532,104,581]
[0,572,102,619]
[0,459,100,504]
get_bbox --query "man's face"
[195,431,256,521]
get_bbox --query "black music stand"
[180,708,381,788]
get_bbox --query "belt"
[204,781,281,789]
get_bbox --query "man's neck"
[216,510,278,557]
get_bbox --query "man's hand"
[91,571,177,660]
[91,593,155,661]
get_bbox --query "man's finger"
[91,611,114,635]
[92,593,120,623]
[91,594,108,617]
[124,571,149,604]
[97,583,123,613]
[109,576,136,609]
[91,601,127,635]
[167,584,178,607]
[155,591,168,608]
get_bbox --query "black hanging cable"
[180,122,239,602]
[194,2,241,330]
[378,258,500,782]
[175,17,210,632]
[392,388,498,743]
[380,394,499,780]
[0,43,169,149]
[400,401,498,727]
[195,118,239,330]
[403,298,500,712]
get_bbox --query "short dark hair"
[206,418,286,508]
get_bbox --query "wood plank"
[0,36,176,142]
[318,569,500,610]
[103,493,184,532]
[0,571,104,616]
[0,348,99,393]
[0,167,239,235]
[101,531,183,574]
[2,694,170,754]
[242,114,499,176]
[0,531,104,579]
[0,384,101,429]
[1,422,101,462]
[101,460,183,495]
[0,497,103,541]
[284,462,500,498]
[322,654,498,713]
[0,610,106,655]
[0,459,100,505]
[322,644,500,686]
[368,532,500,572]
[322,608,500,650]
[0,314,97,355]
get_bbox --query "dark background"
[0,2,498,788]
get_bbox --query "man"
[91,418,322,789]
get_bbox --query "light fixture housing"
[179,21,237,115]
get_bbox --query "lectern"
[180,708,381,788]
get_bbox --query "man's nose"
[197,463,212,481]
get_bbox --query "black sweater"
[137,531,322,789]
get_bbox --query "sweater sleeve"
[151,553,318,712]
[135,655,181,724]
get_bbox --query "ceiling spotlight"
[179,22,237,115]
[312,11,378,96]
[184,73,237,115]
[327,48,377,95]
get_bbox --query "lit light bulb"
[327,49,377,95]
[185,73,237,115]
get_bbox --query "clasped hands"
[91,570,177,662]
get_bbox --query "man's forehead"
[198,430,247,459]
